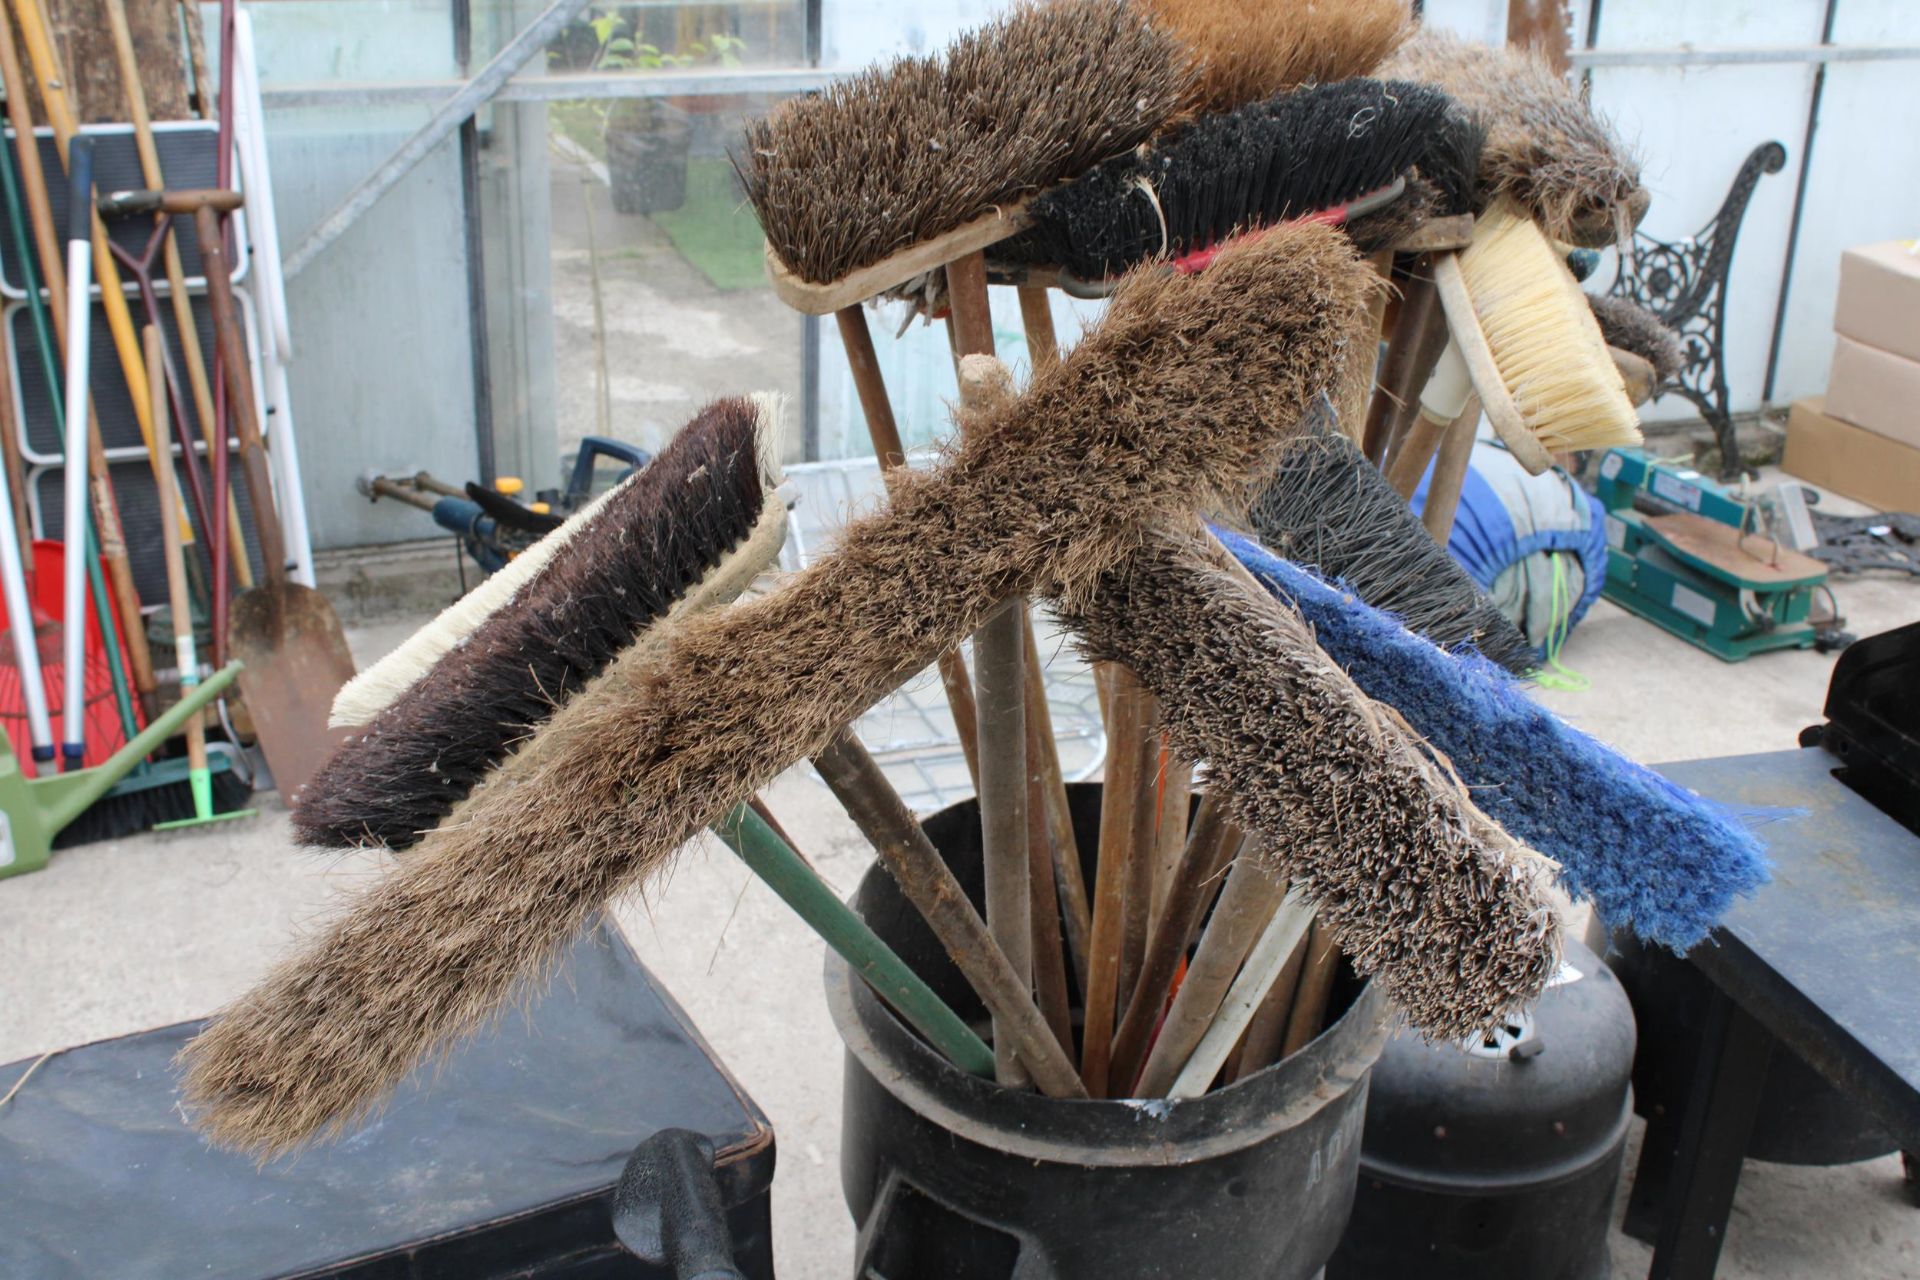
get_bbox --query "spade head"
[228,583,356,803]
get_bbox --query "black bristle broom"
[991,79,1482,284]
[299,396,787,849]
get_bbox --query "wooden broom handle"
[195,202,288,582]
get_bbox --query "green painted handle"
[711,804,995,1079]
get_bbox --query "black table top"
[0,920,772,1278]
[1661,748,1920,1149]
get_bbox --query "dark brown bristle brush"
[297,397,787,849]
[1144,0,1414,117]
[1381,27,1646,248]
[176,222,1375,1155]
[738,0,1190,289]
[1588,291,1685,386]
[1050,523,1562,1040]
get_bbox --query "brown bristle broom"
[176,221,1374,1154]
[301,393,1081,1097]
[301,397,786,848]
[1381,26,1646,248]
[738,0,1189,291]
[1050,523,1562,1041]
[1144,0,1415,117]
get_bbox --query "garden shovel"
[105,186,355,799]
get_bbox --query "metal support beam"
[283,0,598,280]
[1571,43,1920,69]
[262,67,840,111]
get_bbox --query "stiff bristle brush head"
[1458,200,1642,455]
[738,0,1189,285]
[1588,292,1685,385]
[1245,409,1535,674]
[177,223,1375,1157]
[295,396,787,849]
[1144,0,1415,117]
[996,78,1459,281]
[1383,27,1645,247]
[1055,526,1561,1038]
[1219,530,1769,950]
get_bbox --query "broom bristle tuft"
[1384,27,1643,248]
[1054,528,1562,1038]
[1245,410,1535,674]
[295,398,776,849]
[739,0,1190,285]
[1144,0,1415,116]
[1459,200,1642,455]
[177,223,1376,1156]
[1587,293,1685,385]
[995,78,1463,280]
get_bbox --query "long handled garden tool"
[149,186,356,799]
[0,660,241,877]
[56,140,94,770]
[145,326,252,830]
[0,4,158,722]
[103,0,254,627]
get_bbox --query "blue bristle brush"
[1214,526,1769,949]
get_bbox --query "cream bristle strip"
[1455,199,1642,457]
[329,473,636,728]
[749,390,788,493]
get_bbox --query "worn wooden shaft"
[1280,919,1343,1057]
[1362,264,1437,465]
[944,291,1031,1088]
[1385,410,1450,499]
[104,0,253,589]
[1016,284,1058,372]
[812,729,1085,1098]
[1023,706,1075,1059]
[1080,665,1160,1095]
[147,324,209,776]
[1024,625,1090,995]
[1134,850,1290,1098]
[0,5,157,714]
[835,302,980,785]
[976,598,1032,1087]
[1147,750,1192,938]
[1421,392,1482,543]
[1227,926,1309,1082]
[1108,793,1239,1092]
[1380,290,1453,470]
[1168,888,1313,1099]
[1115,690,1162,1014]
[192,204,287,581]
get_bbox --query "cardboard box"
[1784,397,1920,513]
[1826,335,1920,449]
[1835,240,1920,363]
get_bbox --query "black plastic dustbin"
[827,782,1389,1280]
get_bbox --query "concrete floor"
[4,485,1919,1279]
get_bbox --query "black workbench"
[0,920,775,1278]
[1629,747,1920,1279]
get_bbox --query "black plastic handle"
[66,137,93,245]
[611,1128,744,1280]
